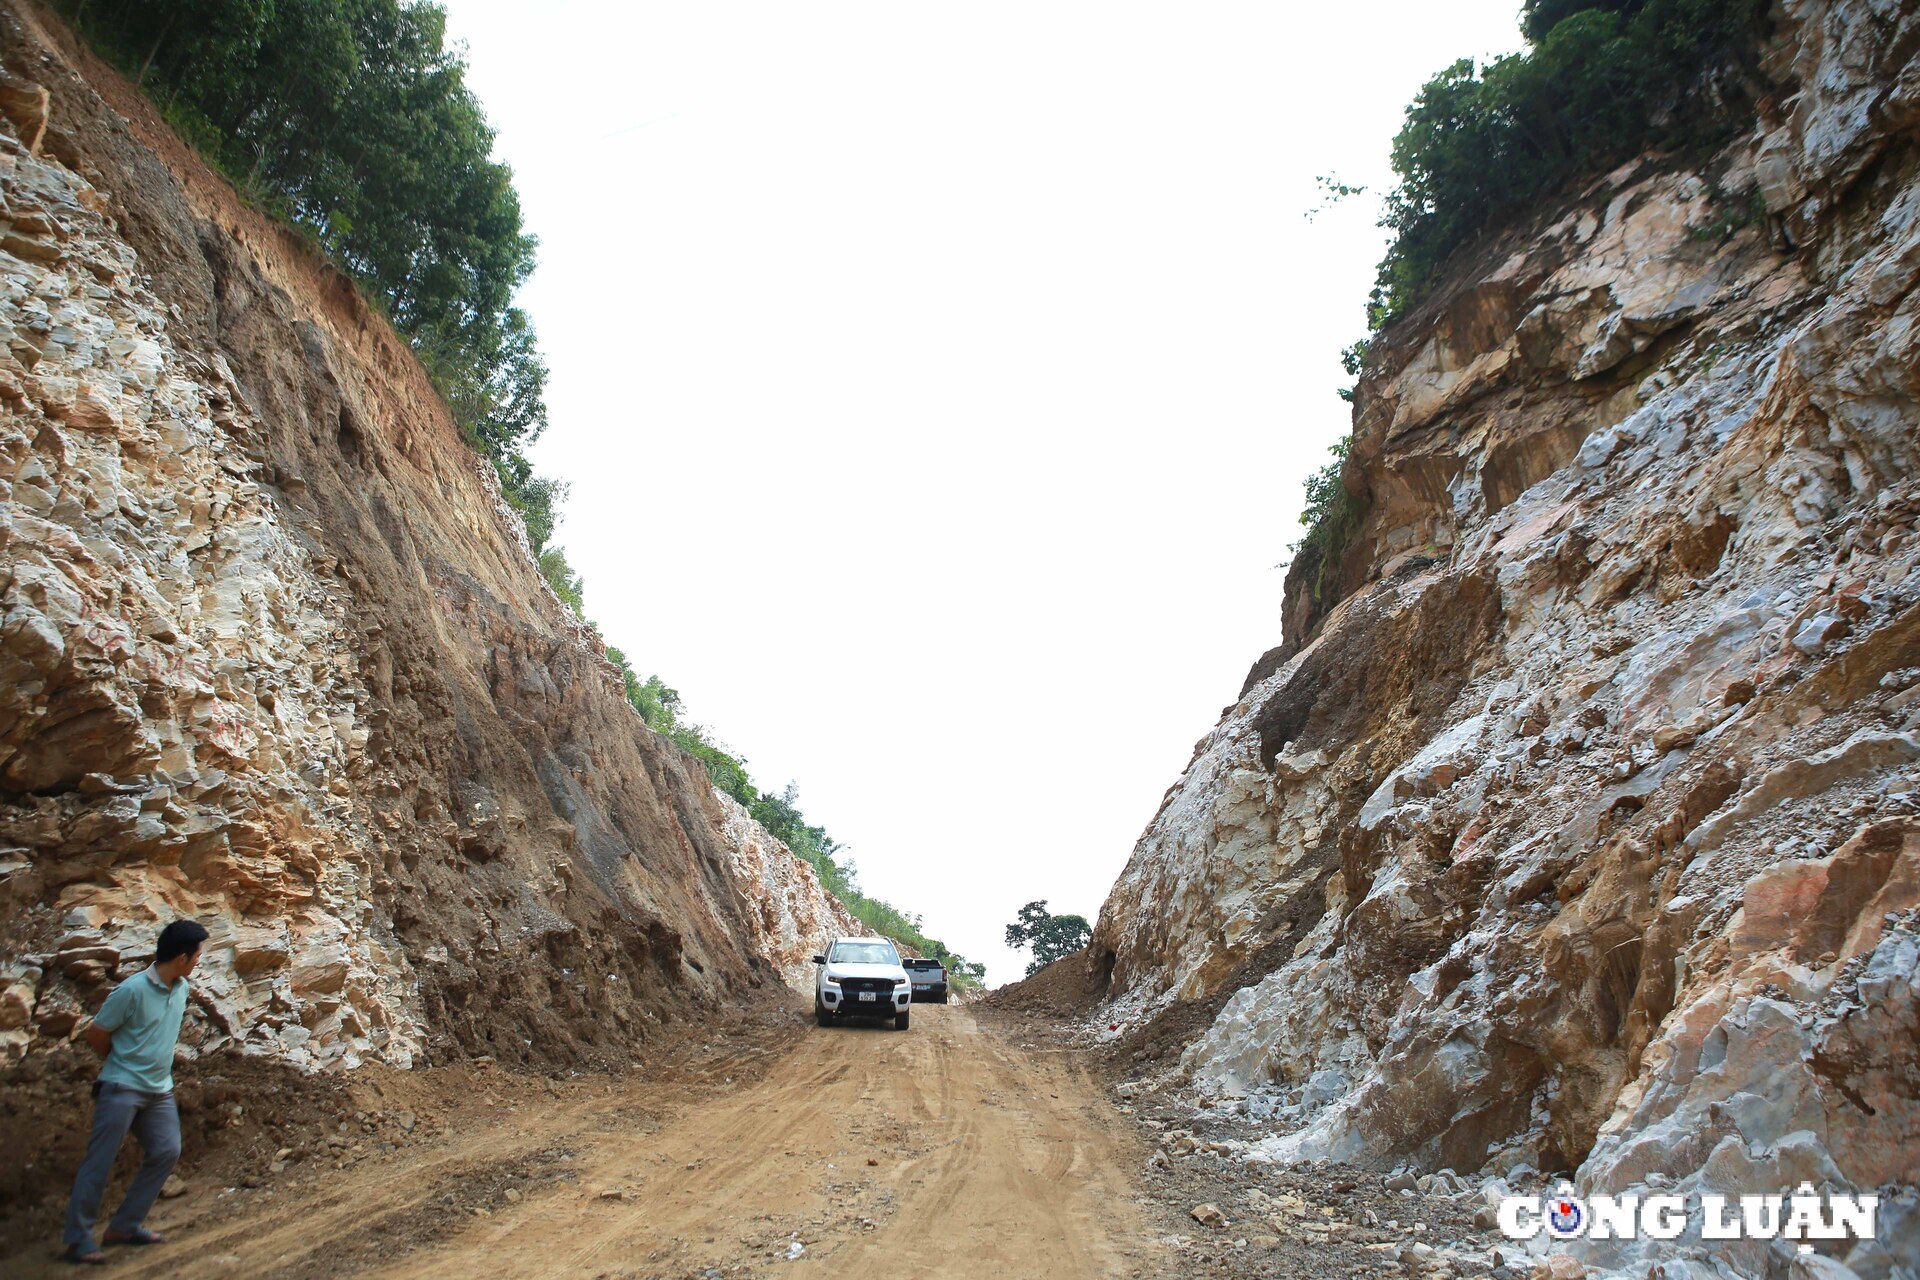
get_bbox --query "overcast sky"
[437,0,1526,985]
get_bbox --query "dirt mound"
[0,1002,792,1266]
[1102,934,1307,1073]
[979,946,1106,1018]
[0,1044,348,1257]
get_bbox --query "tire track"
[10,1006,1160,1280]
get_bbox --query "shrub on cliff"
[1293,0,1767,619]
[1371,0,1771,326]
[1290,432,1364,615]
[538,546,586,613]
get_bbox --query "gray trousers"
[63,1081,180,1251]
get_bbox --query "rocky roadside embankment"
[1087,1,1920,1276]
[0,0,849,1131]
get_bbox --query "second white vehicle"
[812,936,911,1030]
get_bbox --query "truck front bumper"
[822,989,909,1014]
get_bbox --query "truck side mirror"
[811,955,825,965]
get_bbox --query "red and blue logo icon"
[1547,1196,1586,1237]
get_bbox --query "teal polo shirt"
[94,967,190,1093]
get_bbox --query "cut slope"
[0,0,850,1084]
[1088,1,1920,1274]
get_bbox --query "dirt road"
[11,1005,1163,1280]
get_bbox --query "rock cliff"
[0,1,850,1079]
[1092,0,1919,1273]
[714,789,862,992]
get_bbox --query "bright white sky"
[437,0,1525,985]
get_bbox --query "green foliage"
[750,783,840,872]
[1296,437,1352,541]
[1687,183,1768,243]
[1289,434,1365,615]
[1305,173,1367,222]
[671,724,756,807]
[1522,0,1640,42]
[1338,340,1370,381]
[493,457,565,554]
[1335,338,1370,404]
[1004,900,1093,978]
[598,652,755,806]
[537,546,585,614]
[58,0,564,548]
[1371,0,1770,327]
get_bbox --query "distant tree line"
[63,0,980,985]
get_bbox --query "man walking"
[62,918,207,1266]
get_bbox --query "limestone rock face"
[1092,1,1920,1274]
[0,6,847,1074]
[712,790,861,993]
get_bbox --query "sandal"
[62,1244,107,1265]
[103,1226,166,1245]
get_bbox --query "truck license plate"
[859,992,877,1002]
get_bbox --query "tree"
[1004,901,1092,977]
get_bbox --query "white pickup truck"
[903,957,949,1003]
[811,936,912,1029]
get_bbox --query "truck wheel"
[939,991,949,1004]
[815,999,833,1027]
[894,1010,910,1031]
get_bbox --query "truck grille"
[840,978,896,996]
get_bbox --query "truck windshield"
[829,942,899,965]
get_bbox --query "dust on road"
[11,1005,1163,1280]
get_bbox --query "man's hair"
[155,919,209,964]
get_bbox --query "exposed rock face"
[0,4,848,1075]
[713,789,860,993]
[1093,0,1920,1274]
